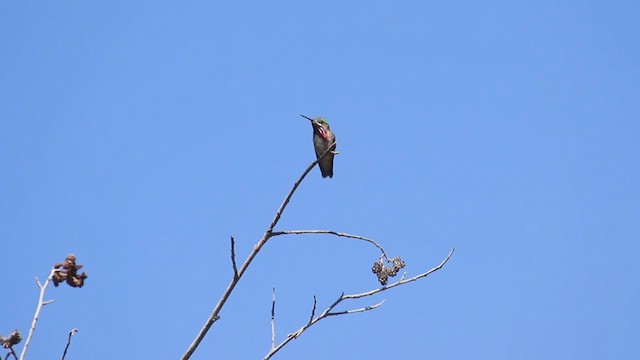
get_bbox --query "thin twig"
[230,236,239,280]
[270,287,276,350]
[270,230,389,259]
[309,296,317,324]
[180,142,337,360]
[266,142,337,233]
[326,300,385,316]
[263,248,455,360]
[60,328,78,360]
[6,347,18,360]
[19,267,58,360]
[266,293,381,360]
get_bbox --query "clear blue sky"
[1,1,639,359]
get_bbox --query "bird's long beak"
[300,114,314,122]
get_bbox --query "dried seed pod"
[392,257,406,271]
[1,330,21,348]
[53,254,89,288]
[377,271,389,286]
[372,261,383,274]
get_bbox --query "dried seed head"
[377,270,389,286]
[1,330,21,348]
[371,255,408,285]
[372,261,383,274]
[392,257,406,271]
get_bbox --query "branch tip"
[269,230,389,258]
[309,295,317,324]
[230,236,239,280]
[270,287,276,350]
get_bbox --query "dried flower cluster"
[52,254,88,288]
[371,256,406,285]
[0,330,21,349]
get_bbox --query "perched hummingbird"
[301,114,336,178]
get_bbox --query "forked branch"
[263,248,454,360]
[19,267,58,360]
[5,347,18,360]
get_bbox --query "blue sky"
[1,1,639,359]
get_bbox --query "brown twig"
[19,267,58,360]
[263,248,455,360]
[230,236,239,280]
[60,329,77,360]
[180,142,337,360]
[270,230,389,259]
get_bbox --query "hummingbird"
[301,114,336,178]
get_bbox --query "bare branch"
[20,267,59,360]
[181,135,453,360]
[270,287,276,350]
[60,328,77,360]
[266,291,358,359]
[181,143,338,360]
[230,236,239,280]
[264,248,454,359]
[270,230,389,259]
[266,142,337,233]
